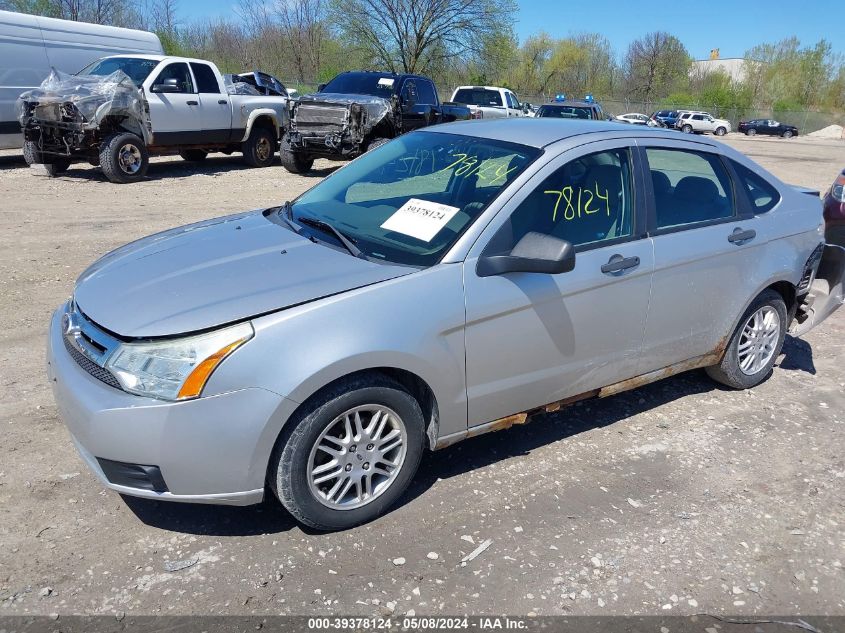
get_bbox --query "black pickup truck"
[281,70,471,173]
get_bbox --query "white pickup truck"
[449,85,527,119]
[17,55,288,182]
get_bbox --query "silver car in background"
[47,119,845,530]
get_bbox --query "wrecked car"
[48,120,844,530]
[281,70,470,173]
[17,55,288,183]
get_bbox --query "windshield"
[288,132,540,267]
[453,88,503,107]
[537,105,593,119]
[77,57,160,86]
[321,73,396,97]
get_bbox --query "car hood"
[73,210,413,338]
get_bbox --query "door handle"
[187,100,198,106]
[601,254,640,274]
[728,228,756,244]
[218,99,227,105]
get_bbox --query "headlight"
[105,322,253,401]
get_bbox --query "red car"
[824,169,845,246]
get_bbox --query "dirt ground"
[0,134,844,618]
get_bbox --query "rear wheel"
[99,132,148,183]
[715,126,727,136]
[782,130,794,139]
[242,126,276,167]
[682,124,693,133]
[179,149,208,162]
[706,289,787,389]
[280,137,314,174]
[270,374,425,530]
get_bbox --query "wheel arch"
[241,110,282,143]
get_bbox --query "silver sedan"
[47,119,845,530]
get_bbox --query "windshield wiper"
[296,216,365,259]
[276,201,301,234]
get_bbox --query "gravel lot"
[1,134,844,618]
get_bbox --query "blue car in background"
[651,109,679,128]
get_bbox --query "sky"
[176,0,841,60]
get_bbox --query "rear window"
[536,105,593,119]
[453,88,503,107]
[732,161,781,213]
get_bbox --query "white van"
[0,10,163,149]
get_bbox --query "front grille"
[296,104,348,134]
[63,334,121,389]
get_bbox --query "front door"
[145,62,202,145]
[463,142,654,426]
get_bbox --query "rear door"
[189,61,231,142]
[145,61,202,144]
[463,141,655,426]
[505,91,522,117]
[638,140,765,370]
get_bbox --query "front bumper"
[47,307,296,505]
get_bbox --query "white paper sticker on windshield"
[381,198,460,242]
[377,77,395,87]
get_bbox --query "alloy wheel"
[307,405,407,510]
[118,144,142,174]
[737,306,781,375]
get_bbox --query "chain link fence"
[282,82,843,136]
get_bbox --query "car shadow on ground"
[0,153,340,181]
[777,335,816,374]
[123,368,721,537]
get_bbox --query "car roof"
[423,118,707,149]
[98,53,212,65]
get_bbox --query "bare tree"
[329,0,516,75]
[623,31,690,102]
[275,0,326,82]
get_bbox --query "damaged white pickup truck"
[17,55,288,183]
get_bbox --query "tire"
[270,374,425,531]
[367,137,391,152]
[179,149,208,162]
[23,140,41,165]
[782,130,793,139]
[280,137,314,174]
[747,128,757,136]
[715,126,727,136]
[705,289,788,389]
[43,160,71,177]
[242,125,276,168]
[682,124,693,134]
[99,132,148,184]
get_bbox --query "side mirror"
[477,232,575,277]
[152,77,180,93]
[317,83,326,92]
[522,104,530,113]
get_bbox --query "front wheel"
[270,375,425,530]
[242,126,276,167]
[280,138,314,174]
[706,289,787,389]
[782,130,794,139]
[99,132,148,183]
[23,140,41,165]
[747,128,757,136]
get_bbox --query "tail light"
[831,173,845,203]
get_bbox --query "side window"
[732,161,781,213]
[646,148,735,229]
[415,79,436,105]
[488,148,634,253]
[509,92,521,109]
[189,63,220,94]
[692,114,704,121]
[401,80,418,104]
[153,62,194,93]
